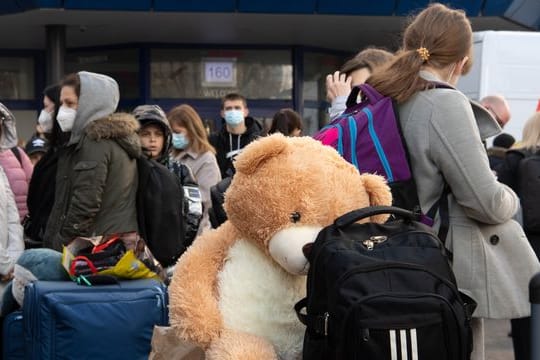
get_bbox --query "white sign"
[202,58,236,87]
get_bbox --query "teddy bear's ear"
[359,173,393,223]
[234,133,290,175]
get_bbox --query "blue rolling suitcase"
[2,310,24,360]
[23,279,168,360]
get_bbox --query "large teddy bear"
[168,134,392,359]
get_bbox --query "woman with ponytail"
[367,4,539,359]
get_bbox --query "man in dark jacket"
[209,93,264,178]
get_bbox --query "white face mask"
[37,109,53,133]
[56,106,77,132]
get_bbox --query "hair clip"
[417,47,430,62]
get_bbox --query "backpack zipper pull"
[364,239,375,250]
[361,328,370,342]
[362,236,387,250]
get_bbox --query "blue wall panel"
[397,0,484,16]
[396,0,428,15]
[63,0,152,11]
[0,0,60,13]
[446,0,483,15]
[483,0,513,16]
[317,0,395,15]
[238,0,316,14]
[153,0,236,12]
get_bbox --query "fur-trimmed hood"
[487,146,508,160]
[68,71,120,146]
[84,113,141,158]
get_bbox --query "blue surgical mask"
[172,132,189,150]
[224,110,244,127]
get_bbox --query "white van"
[457,31,540,142]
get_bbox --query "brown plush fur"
[168,134,392,359]
[85,112,140,141]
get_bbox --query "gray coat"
[398,71,540,319]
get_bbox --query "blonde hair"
[367,3,472,104]
[167,104,215,155]
[520,112,540,150]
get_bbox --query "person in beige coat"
[367,3,540,359]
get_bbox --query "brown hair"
[269,108,303,136]
[340,47,394,77]
[61,73,81,98]
[167,104,216,155]
[367,3,472,104]
[221,93,247,109]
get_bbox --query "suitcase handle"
[334,206,419,228]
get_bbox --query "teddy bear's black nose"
[303,243,313,257]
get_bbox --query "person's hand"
[326,71,352,102]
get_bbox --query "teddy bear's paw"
[206,329,278,360]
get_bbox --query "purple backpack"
[314,83,451,227]
[314,83,423,213]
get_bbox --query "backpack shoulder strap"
[11,146,22,165]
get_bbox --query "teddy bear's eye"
[290,212,301,223]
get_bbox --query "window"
[302,52,348,132]
[65,49,139,98]
[151,49,292,99]
[0,57,35,100]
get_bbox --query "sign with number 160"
[202,58,237,87]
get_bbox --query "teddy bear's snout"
[268,226,322,275]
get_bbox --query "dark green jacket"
[43,114,141,251]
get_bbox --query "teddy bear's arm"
[169,222,239,348]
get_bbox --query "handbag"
[62,233,162,282]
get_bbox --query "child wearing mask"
[168,104,221,234]
[133,105,203,245]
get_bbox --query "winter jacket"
[43,72,140,251]
[0,103,33,220]
[24,148,61,245]
[0,166,24,276]
[497,148,540,257]
[396,70,540,319]
[487,146,509,172]
[209,116,263,178]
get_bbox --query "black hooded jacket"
[209,116,264,178]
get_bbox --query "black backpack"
[136,157,186,267]
[510,148,540,233]
[295,206,476,360]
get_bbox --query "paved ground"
[485,319,514,360]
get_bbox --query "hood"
[0,102,18,150]
[419,70,501,140]
[84,113,142,158]
[132,104,171,164]
[68,71,120,146]
[487,146,508,159]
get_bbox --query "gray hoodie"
[0,103,18,150]
[68,71,120,146]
